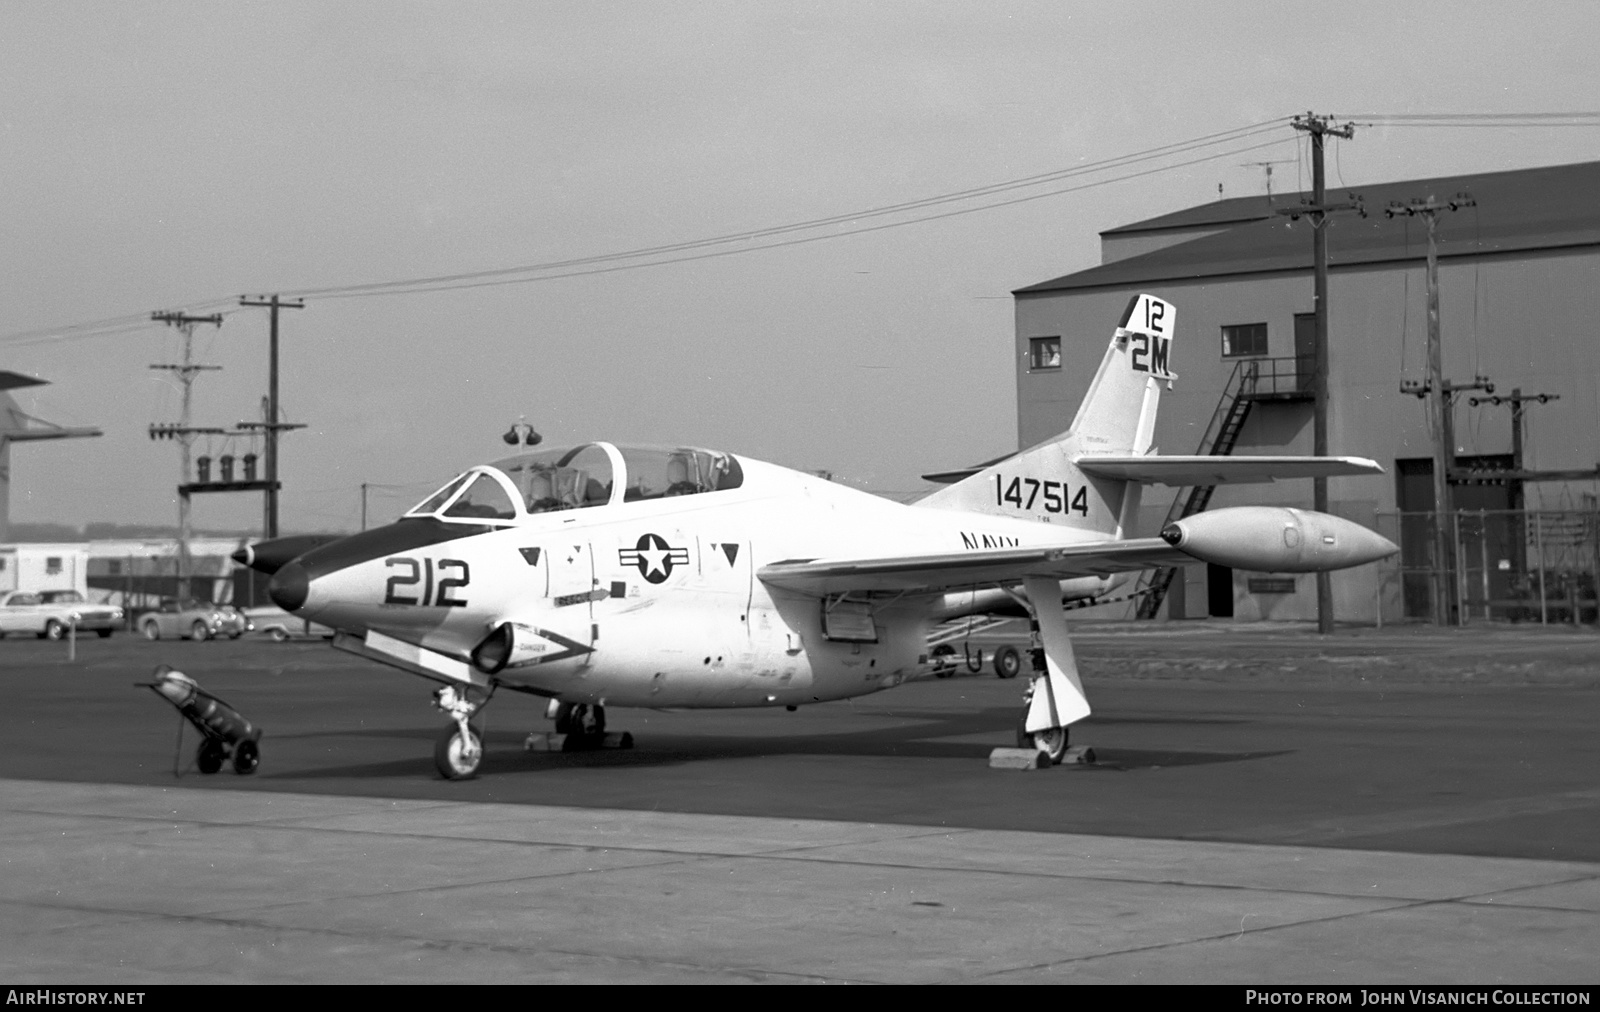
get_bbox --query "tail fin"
[918,293,1176,538]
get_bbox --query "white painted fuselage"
[292,457,1111,709]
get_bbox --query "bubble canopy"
[404,443,744,522]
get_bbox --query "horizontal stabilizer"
[1076,454,1383,486]
[758,538,1192,596]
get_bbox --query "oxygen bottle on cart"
[139,665,262,775]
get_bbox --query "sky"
[3,0,1599,534]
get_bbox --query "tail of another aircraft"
[917,293,1175,539]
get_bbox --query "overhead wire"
[0,118,1294,339]
[309,136,1297,300]
[10,110,1596,343]
[286,116,1291,299]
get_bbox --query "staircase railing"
[1134,359,1262,619]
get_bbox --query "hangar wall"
[1015,249,1600,622]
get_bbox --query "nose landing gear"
[433,685,487,780]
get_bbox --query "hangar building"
[1014,160,1600,623]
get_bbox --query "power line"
[0,118,1295,343]
[288,117,1292,300]
[11,109,1594,344]
[307,136,1295,301]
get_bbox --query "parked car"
[138,600,250,641]
[39,591,123,638]
[0,590,123,640]
[242,605,332,642]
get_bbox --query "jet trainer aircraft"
[237,295,1397,779]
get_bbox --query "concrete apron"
[1,778,1595,984]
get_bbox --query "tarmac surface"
[2,622,1597,982]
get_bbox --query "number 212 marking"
[384,557,470,607]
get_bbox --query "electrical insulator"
[219,455,235,482]
[196,456,211,483]
[242,453,257,481]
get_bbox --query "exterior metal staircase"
[1133,358,1265,619]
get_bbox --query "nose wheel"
[435,723,484,780]
[432,685,489,780]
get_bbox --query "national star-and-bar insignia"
[619,533,690,584]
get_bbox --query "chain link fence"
[1383,509,1600,624]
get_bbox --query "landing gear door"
[547,542,595,652]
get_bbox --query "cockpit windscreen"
[406,443,744,521]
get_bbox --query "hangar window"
[1029,337,1061,370]
[1221,323,1268,358]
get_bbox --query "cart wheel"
[141,620,160,641]
[190,620,210,641]
[994,645,1022,679]
[434,724,483,780]
[197,739,226,775]
[232,739,260,775]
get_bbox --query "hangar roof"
[1018,160,1600,294]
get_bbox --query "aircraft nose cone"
[230,546,252,567]
[269,561,309,612]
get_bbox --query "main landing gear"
[431,687,635,779]
[1016,679,1071,764]
[527,700,634,753]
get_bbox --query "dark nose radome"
[269,562,309,612]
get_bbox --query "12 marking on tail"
[919,292,1177,536]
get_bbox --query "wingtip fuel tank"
[1161,506,1397,573]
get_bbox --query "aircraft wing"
[1075,454,1383,486]
[757,538,1192,596]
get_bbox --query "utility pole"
[1280,112,1359,634]
[1389,193,1478,624]
[150,311,223,600]
[1467,389,1560,513]
[239,295,305,539]
[1240,159,1294,202]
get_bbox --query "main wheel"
[993,645,1022,679]
[554,702,605,737]
[232,739,260,775]
[190,620,210,641]
[141,620,160,641]
[43,620,65,641]
[434,724,483,780]
[197,739,226,775]
[1016,718,1070,765]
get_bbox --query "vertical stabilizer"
[918,294,1175,538]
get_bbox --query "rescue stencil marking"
[619,533,690,584]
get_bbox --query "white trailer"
[0,543,90,596]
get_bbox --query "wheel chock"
[989,747,1050,770]
[1062,745,1096,765]
[525,731,635,753]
